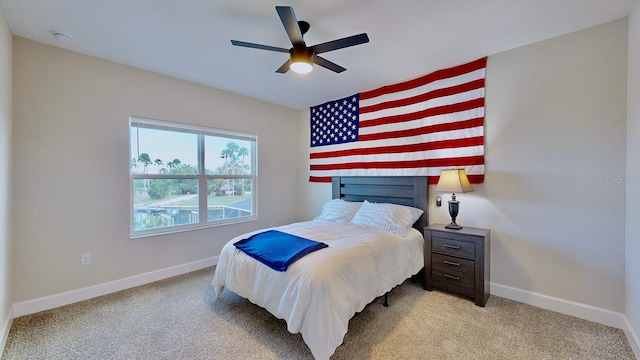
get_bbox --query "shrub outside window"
[130,117,257,238]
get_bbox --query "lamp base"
[445,222,463,230]
[446,197,463,230]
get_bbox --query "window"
[129,117,257,238]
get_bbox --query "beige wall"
[11,37,301,302]
[0,5,12,347]
[478,18,628,312]
[299,19,629,313]
[626,0,640,353]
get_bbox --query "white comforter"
[212,220,424,360]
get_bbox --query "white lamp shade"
[435,169,474,193]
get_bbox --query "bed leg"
[383,292,389,307]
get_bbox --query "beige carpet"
[2,267,636,359]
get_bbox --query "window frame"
[129,116,258,238]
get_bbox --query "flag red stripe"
[359,98,484,128]
[311,174,484,184]
[310,155,484,171]
[360,79,485,115]
[309,176,333,183]
[359,57,487,101]
[359,117,483,142]
[310,136,484,159]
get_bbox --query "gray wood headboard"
[331,176,428,233]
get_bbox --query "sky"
[130,126,252,174]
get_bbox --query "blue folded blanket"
[234,230,328,272]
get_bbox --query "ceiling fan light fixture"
[290,47,313,74]
[230,6,369,74]
[290,60,313,74]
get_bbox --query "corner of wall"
[626,2,640,359]
[624,316,640,360]
[0,4,13,358]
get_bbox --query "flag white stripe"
[309,126,484,156]
[309,165,486,178]
[358,107,484,137]
[360,88,485,121]
[310,145,484,166]
[359,68,486,108]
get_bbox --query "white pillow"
[350,200,424,237]
[314,199,362,223]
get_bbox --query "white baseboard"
[1,314,11,356]
[491,282,626,328]
[12,256,217,318]
[491,282,639,359]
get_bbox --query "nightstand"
[423,224,490,307]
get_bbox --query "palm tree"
[138,153,152,174]
[154,159,163,173]
[166,159,181,171]
[219,151,231,195]
[237,146,249,195]
[138,153,152,188]
[220,150,231,174]
[222,142,241,174]
[221,142,244,195]
[238,147,249,170]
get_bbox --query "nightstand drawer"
[432,236,475,260]
[432,267,474,290]
[432,253,474,275]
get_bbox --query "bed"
[212,176,428,359]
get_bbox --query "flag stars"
[310,94,359,147]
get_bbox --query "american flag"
[309,57,486,184]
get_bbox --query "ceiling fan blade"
[312,55,347,73]
[275,59,291,74]
[276,6,304,46]
[231,40,289,53]
[311,33,369,54]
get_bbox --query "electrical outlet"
[80,252,91,266]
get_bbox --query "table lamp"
[435,169,474,230]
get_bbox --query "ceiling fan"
[231,6,369,74]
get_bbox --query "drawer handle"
[444,274,460,281]
[443,244,461,249]
[444,260,460,266]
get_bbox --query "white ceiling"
[0,0,635,109]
